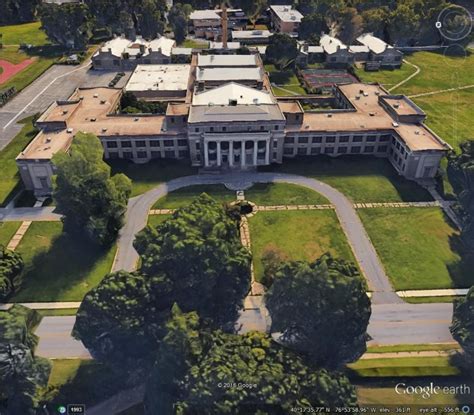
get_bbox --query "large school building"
[16,53,449,196]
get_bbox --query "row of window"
[284,134,391,145]
[193,125,280,133]
[105,139,188,149]
[284,145,388,156]
[107,150,189,159]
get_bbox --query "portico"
[203,133,271,168]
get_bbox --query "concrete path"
[0,302,81,311]
[397,288,469,298]
[6,220,32,250]
[389,59,420,92]
[360,349,457,359]
[0,206,62,222]
[409,84,474,99]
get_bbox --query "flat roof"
[232,30,272,39]
[208,42,241,50]
[189,104,285,124]
[192,82,274,106]
[380,95,425,117]
[17,129,74,160]
[197,54,257,67]
[278,101,303,114]
[270,5,303,23]
[349,45,370,53]
[125,64,190,92]
[196,67,262,82]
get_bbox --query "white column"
[265,139,270,164]
[241,141,245,167]
[204,140,209,167]
[217,141,221,167]
[229,141,234,167]
[253,140,258,166]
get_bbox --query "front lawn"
[180,39,209,49]
[261,156,433,203]
[147,214,171,227]
[358,208,471,290]
[152,185,235,209]
[0,221,21,247]
[0,116,38,206]
[12,222,116,302]
[0,22,49,46]
[249,210,355,281]
[354,62,417,89]
[109,159,197,197]
[264,64,306,96]
[244,183,329,205]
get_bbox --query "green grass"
[249,210,355,281]
[37,308,78,317]
[355,62,417,88]
[0,221,21,247]
[109,159,197,197]
[0,45,30,64]
[12,222,116,302]
[180,39,209,49]
[0,22,49,46]
[262,156,433,203]
[359,208,471,290]
[152,185,235,209]
[404,295,462,304]
[366,344,460,354]
[0,116,38,207]
[244,183,329,205]
[264,64,306,96]
[348,356,459,377]
[147,214,171,227]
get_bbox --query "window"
[351,146,361,154]
[273,141,278,148]
[324,147,334,154]
[284,148,294,155]
[297,147,307,155]
[135,141,146,148]
[380,134,391,142]
[378,145,388,152]
[260,126,265,131]
[326,136,336,143]
[338,147,348,154]
[121,141,132,148]
[178,150,189,158]
[195,128,199,133]
[274,125,279,130]
[312,136,322,144]
[137,151,147,158]
[196,142,201,150]
[122,152,133,159]
[106,141,118,148]
[285,137,295,144]
[170,117,175,124]
[151,151,161,158]
[223,127,227,132]
[353,136,363,142]
[298,137,308,144]
[366,135,377,142]
[311,147,321,155]
[150,141,160,147]
[164,140,174,147]
[364,146,375,153]
[108,152,118,159]
[165,151,175,158]
[210,127,214,132]
[178,139,187,146]
[339,136,350,143]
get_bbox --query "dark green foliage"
[451,287,474,372]
[134,193,252,327]
[0,0,40,25]
[448,141,474,252]
[0,305,51,415]
[39,3,94,49]
[298,13,328,43]
[169,3,193,44]
[52,132,132,246]
[0,247,24,301]
[144,308,357,414]
[120,91,168,114]
[266,253,371,368]
[266,33,298,69]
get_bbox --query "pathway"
[0,206,61,222]
[388,59,421,92]
[408,84,474,99]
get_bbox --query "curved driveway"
[113,172,401,304]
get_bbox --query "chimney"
[139,44,145,54]
[221,4,228,49]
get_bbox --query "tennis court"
[300,69,358,90]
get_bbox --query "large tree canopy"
[144,307,357,414]
[451,286,474,372]
[0,0,40,25]
[0,247,24,301]
[168,3,193,44]
[265,33,298,69]
[266,254,371,368]
[0,305,51,415]
[52,132,131,246]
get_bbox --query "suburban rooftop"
[125,64,191,92]
[270,5,303,23]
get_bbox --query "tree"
[0,247,24,301]
[260,244,288,288]
[52,132,132,246]
[234,0,267,28]
[138,0,165,38]
[145,309,357,414]
[266,33,298,69]
[387,1,420,45]
[361,7,389,37]
[451,286,474,372]
[266,253,371,368]
[39,3,93,49]
[0,305,51,415]
[338,7,364,44]
[0,0,40,25]
[168,3,193,44]
[134,193,252,327]
[298,13,328,43]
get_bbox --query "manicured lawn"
[0,22,49,46]
[414,89,474,152]
[0,221,21,247]
[109,159,197,197]
[261,156,433,203]
[366,344,460,354]
[404,295,462,304]
[244,183,329,205]
[153,185,235,209]
[180,39,209,49]
[355,62,417,89]
[37,308,78,317]
[0,116,38,206]
[359,208,471,290]
[264,64,306,96]
[348,356,459,377]
[147,214,171,227]
[249,210,355,281]
[0,45,30,64]
[12,222,116,302]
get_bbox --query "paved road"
[32,171,454,359]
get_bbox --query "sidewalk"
[0,302,81,311]
[397,288,469,298]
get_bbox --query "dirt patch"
[0,57,36,85]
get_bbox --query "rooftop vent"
[100,100,106,104]
[355,95,360,100]
[46,137,52,143]
[327,113,332,118]
[392,122,399,128]
[394,103,400,109]
[363,92,369,97]
[229,99,238,106]
[90,118,96,122]
[359,89,364,94]
[102,128,108,133]
[369,112,375,116]
[134,118,139,121]
[62,110,68,115]
[67,128,73,133]
[375,91,380,96]
[415,130,420,135]
[93,93,99,98]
